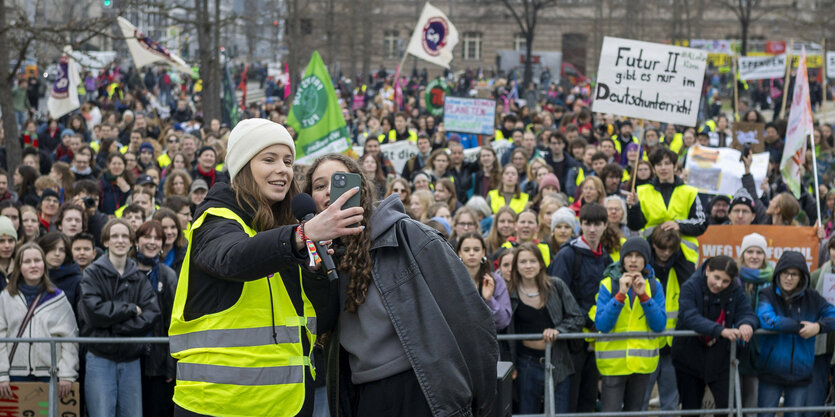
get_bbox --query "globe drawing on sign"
[421,18,448,57]
[294,75,328,128]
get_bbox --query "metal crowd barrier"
[499,330,835,417]
[6,331,835,417]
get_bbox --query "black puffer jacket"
[78,255,160,362]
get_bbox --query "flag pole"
[393,52,409,112]
[811,130,823,227]
[733,54,740,122]
[779,39,794,120]
[631,137,643,194]
[822,38,828,125]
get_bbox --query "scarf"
[136,252,161,293]
[198,165,217,187]
[739,265,773,309]
[103,171,120,183]
[23,132,38,148]
[71,165,92,176]
[19,282,42,307]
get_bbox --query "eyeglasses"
[168,139,179,144]
[393,188,406,193]
[781,271,801,278]
[457,222,476,228]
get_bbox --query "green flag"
[286,51,350,160]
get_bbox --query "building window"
[383,30,399,59]
[463,32,482,60]
[514,33,527,51]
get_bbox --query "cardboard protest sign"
[443,97,496,135]
[738,55,787,81]
[685,145,768,197]
[0,382,81,416]
[462,139,512,165]
[828,52,835,78]
[698,225,819,271]
[731,122,766,153]
[593,37,707,127]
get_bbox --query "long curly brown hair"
[302,153,375,313]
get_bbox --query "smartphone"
[739,143,751,162]
[330,172,362,227]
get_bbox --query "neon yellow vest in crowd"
[636,183,700,265]
[169,207,317,417]
[488,189,529,214]
[377,129,417,143]
[660,268,680,347]
[501,240,551,266]
[592,277,661,376]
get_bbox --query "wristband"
[297,221,321,267]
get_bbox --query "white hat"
[550,207,578,233]
[0,216,16,240]
[740,233,767,255]
[226,118,295,183]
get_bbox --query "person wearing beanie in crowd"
[728,188,764,226]
[37,188,60,233]
[538,173,561,196]
[592,236,666,412]
[137,142,156,171]
[0,216,17,289]
[808,235,835,415]
[757,251,835,417]
[735,232,773,415]
[549,203,613,413]
[708,195,731,225]
[188,179,208,214]
[549,206,577,251]
[673,255,757,414]
[190,146,228,188]
[168,118,365,416]
[53,128,76,162]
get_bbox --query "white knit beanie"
[740,233,767,255]
[550,207,578,233]
[0,216,16,240]
[226,118,296,183]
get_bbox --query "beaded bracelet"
[297,221,322,266]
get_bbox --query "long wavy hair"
[233,160,298,232]
[302,153,375,313]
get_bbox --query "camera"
[333,174,346,188]
[83,196,96,209]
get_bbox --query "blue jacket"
[548,237,613,328]
[757,251,835,386]
[672,262,758,382]
[594,262,666,333]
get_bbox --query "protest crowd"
[4,29,835,417]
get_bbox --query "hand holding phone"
[330,172,362,228]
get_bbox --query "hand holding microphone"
[292,192,363,281]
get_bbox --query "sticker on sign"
[592,37,707,127]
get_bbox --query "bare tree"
[712,0,793,55]
[496,0,559,87]
[0,0,127,172]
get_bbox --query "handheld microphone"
[292,193,339,282]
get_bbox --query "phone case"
[330,172,362,227]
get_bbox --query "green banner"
[424,78,449,117]
[286,51,350,159]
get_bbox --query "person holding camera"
[592,237,667,412]
[72,179,109,248]
[302,153,498,417]
[168,119,365,417]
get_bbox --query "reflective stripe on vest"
[637,183,700,265]
[488,189,529,214]
[169,206,316,416]
[592,277,661,376]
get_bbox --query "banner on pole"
[738,54,787,80]
[406,2,459,69]
[685,145,768,197]
[780,48,814,198]
[286,51,351,160]
[698,225,819,271]
[443,97,496,135]
[117,17,191,74]
[827,51,835,78]
[592,37,708,127]
[47,46,81,120]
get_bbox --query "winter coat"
[547,237,613,328]
[78,255,160,362]
[757,251,835,386]
[672,262,758,383]
[49,262,83,316]
[0,288,78,381]
[325,195,498,417]
[98,176,130,215]
[508,277,585,384]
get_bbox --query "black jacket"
[142,263,178,379]
[78,255,160,362]
[50,262,83,316]
[672,263,757,383]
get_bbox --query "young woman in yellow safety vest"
[488,164,530,214]
[168,119,364,417]
[591,237,667,412]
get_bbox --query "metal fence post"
[49,340,57,417]
[727,341,736,417]
[544,342,554,417]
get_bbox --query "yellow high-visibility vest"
[501,240,551,266]
[158,153,172,169]
[488,189,529,214]
[636,183,700,265]
[660,268,680,347]
[169,207,316,416]
[661,133,684,154]
[611,134,639,155]
[377,129,417,143]
[591,277,662,376]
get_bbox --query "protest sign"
[462,139,512,165]
[0,382,81,416]
[822,273,835,306]
[698,225,819,271]
[592,37,707,127]
[730,122,765,153]
[738,55,787,81]
[425,78,449,117]
[685,145,768,197]
[828,52,835,78]
[444,97,496,135]
[781,50,814,198]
